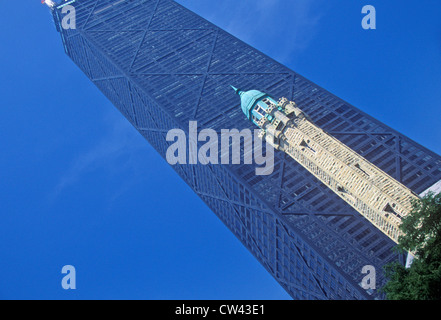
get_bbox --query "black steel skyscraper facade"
[51,0,441,299]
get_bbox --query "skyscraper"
[50,0,441,299]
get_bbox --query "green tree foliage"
[382,192,441,300]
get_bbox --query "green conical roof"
[231,86,267,120]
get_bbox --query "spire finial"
[230,85,240,95]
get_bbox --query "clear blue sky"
[0,0,440,299]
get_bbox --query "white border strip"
[420,179,441,197]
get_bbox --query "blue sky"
[0,0,440,299]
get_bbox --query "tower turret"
[234,87,421,244]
